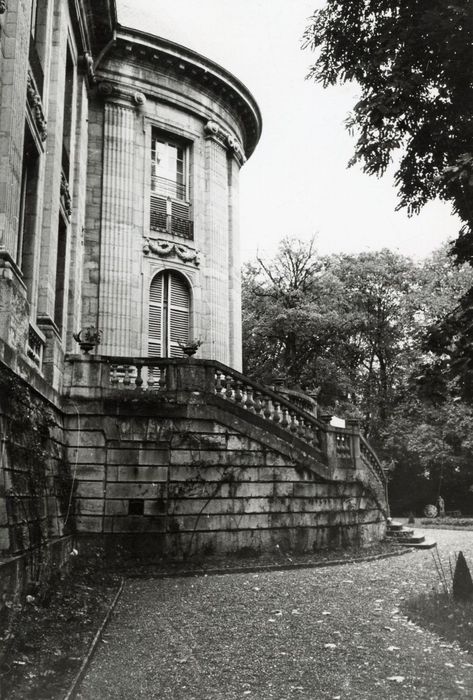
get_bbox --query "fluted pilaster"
[228,154,242,371]
[204,136,230,365]
[99,102,141,355]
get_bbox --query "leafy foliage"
[304,1,473,251]
[304,1,473,397]
[242,238,473,513]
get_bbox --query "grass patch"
[402,591,473,654]
[420,518,473,529]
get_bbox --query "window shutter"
[148,274,163,357]
[150,195,167,231]
[148,271,190,358]
[169,273,190,357]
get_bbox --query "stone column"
[203,123,230,365]
[98,97,142,356]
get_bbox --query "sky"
[117,0,459,264]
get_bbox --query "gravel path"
[76,529,473,699]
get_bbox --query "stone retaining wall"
[67,393,386,559]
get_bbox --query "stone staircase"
[386,518,436,549]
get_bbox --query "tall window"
[54,218,67,332]
[17,126,39,277]
[149,271,190,358]
[150,133,193,239]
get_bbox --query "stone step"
[396,533,426,544]
[397,537,437,550]
[386,527,414,538]
[386,519,404,531]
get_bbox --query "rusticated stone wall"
[65,393,386,559]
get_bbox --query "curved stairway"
[386,519,437,549]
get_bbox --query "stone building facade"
[0,0,387,571]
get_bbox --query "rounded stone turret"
[82,27,262,371]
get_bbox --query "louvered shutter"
[148,274,163,357]
[169,273,190,357]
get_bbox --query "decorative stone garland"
[143,238,201,266]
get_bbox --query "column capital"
[204,120,246,166]
[97,81,147,109]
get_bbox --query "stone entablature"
[110,30,262,159]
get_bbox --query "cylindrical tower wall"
[85,31,261,370]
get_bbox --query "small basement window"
[128,499,144,516]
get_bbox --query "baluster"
[253,392,262,415]
[297,416,306,439]
[110,364,119,387]
[304,419,313,442]
[312,428,320,449]
[215,370,223,395]
[135,363,143,388]
[234,380,243,405]
[280,406,289,429]
[272,401,281,423]
[147,364,155,389]
[158,367,167,391]
[225,375,234,400]
[244,385,255,412]
[123,365,131,386]
[263,397,272,420]
[289,410,298,432]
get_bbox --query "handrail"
[360,434,386,487]
[67,355,386,497]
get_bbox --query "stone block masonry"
[66,392,385,559]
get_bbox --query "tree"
[242,240,473,512]
[304,1,473,398]
[242,239,420,435]
[304,2,473,261]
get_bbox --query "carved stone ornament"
[60,172,72,217]
[204,120,246,165]
[133,91,147,106]
[83,52,96,84]
[26,71,47,141]
[0,1,7,14]
[73,327,102,354]
[143,239,201,266]
[97,81,147,108]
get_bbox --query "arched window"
[149,270,190,357]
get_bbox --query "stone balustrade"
[65,355,386,495]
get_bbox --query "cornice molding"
[204,120,246,166]
[143,238,201,267]
[108,31,262,159]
